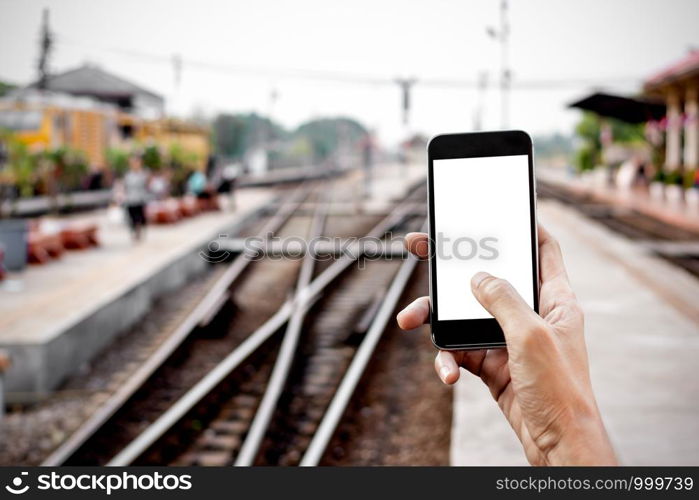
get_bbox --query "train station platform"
[0,188,275,402]
[537,166,699,234]
[450,199,699,465]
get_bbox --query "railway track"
[41,184,313,465]
[537,180,699,279]
[42,174,427,466]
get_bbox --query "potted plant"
[664,169,684,206]
[649,169,665,202]
[106,148,129,178]
[59,148,88,211]
[142,144,162,171]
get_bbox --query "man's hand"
[396,225,617,465]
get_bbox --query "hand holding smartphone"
[401,142,617,464]
[427,130,539,350]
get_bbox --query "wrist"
[545,409,617,466]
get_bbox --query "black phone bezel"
[427,130,539,350]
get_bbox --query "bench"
[178,196,200,218]
[28,231,65,264]
[60,223,99,250]
[196,193,220,212]
[147,199,182,225]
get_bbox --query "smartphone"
[427,130,539,350]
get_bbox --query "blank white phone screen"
[433,155,535,320]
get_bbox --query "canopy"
[568,92,666,124]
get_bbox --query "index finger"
[537,224,573,296]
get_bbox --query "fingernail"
[396,310,405,326]
[396,307,413,326]
[405,300,423,316]
[439,365,451,382]
[472,272,491,288]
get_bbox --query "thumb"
[471,272,547,348]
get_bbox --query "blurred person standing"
[187,165,217,210]
[85,164,105,191]
[121,153,150,242]
[218,163,240,211]
[186,166,207,198]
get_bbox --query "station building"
[643,50,699,173]
[0,64,209,169]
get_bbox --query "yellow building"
[0,91,118,166]
[0,64,210,169]
[137,118,210,168]
[0,92,209,169]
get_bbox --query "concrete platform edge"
[2,204,270,403]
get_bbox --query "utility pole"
[395,77,417,167]
[172,53,182,89]
[473,71,488,131]
[487,0,510,128]
[265,87,279,162]
[169,53,182,117]
[37,8,53,91]
[395,77,417,127]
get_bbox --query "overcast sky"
[1,0,698,145]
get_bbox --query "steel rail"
[300,220,426,466]
[234,192,328,465]
[106,194,421,466]
[107,300,295,466]
[216,237,408,259]
[41,186,310,466]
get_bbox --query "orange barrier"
[28,222,99,265]
[147,199,182,225]
[178,197,200,218]
[146,195,219,225]
[196,194,220,213]
[61,224,99,250]
[28,232,65,264]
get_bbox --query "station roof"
[27,64,163,104]
[568,92,666,124]
[1,88,115,112]
[644,50,699,94]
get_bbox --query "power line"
[54,35,642,91]
[54,35,389,85]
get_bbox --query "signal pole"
[170,53,182,117]
[395,77,416,167]
[172,53,182,89]
[487,0,510,128]
[473,71,488,131]
[395,77,417,127]
[37,8,53,91]
[500,0,510,129]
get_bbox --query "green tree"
[0,80,16,98]
[142,145,162,170]
[106,148,129,177]
[213,113,286,159]
[293,117,367,161]
[7,140,36,198]
[42,147,88,193]
[573,112,645,172]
